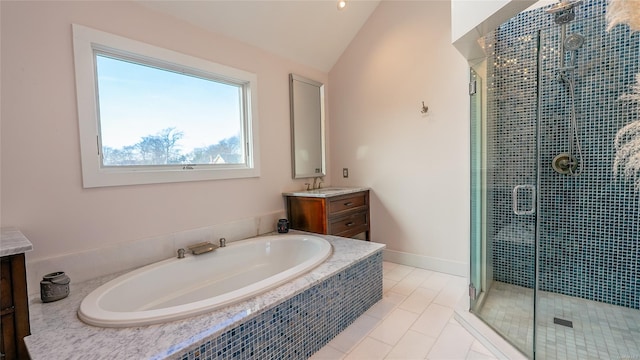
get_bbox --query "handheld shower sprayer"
[547,0,585,176]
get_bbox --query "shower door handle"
[512,184,536,215]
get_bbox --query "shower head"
[546,0,583,24]
[545,0,583,14]
[564,33,585,51]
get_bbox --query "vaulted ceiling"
[138,0,382,72]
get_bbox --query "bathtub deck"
[24,233,384,360]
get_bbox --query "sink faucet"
[313,176,323,189]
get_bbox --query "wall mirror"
[289,73,325,179]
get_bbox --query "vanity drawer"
[0,253,30,360]
[329,211,369,236]
[329,193,367,214]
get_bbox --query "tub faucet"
[219,238,226,247]
[177,248,185,259]
[187,241,218,255]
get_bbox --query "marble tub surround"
[282,186,370,198]
[1,227,34,256]
[24,233,385,360]
[25,210,285,296]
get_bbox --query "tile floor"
[310,261,499,360]
[476,281,640,360]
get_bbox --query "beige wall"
[329,0,470,275]
[0,1,328,261]
[451,0,536,60]
[451,0,510,42]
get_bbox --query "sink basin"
[308,188,349,194]
[283,187,367,198]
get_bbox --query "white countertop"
[24,232,384,360]
[282,186,369,198]
[1,227,33,257]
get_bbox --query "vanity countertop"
[282,186,369,198]
[1,227,33,257]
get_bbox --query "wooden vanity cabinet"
[0,253,30,360]
[286,190,370,240]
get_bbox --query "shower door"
[469,21,540,356]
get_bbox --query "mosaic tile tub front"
[177,251,382,360]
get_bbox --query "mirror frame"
[289,73,326,179]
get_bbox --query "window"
[72,24,260,188]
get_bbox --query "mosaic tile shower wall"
[176,251,383,360]
[487,0,640,309]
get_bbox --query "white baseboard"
[382,248,468,277]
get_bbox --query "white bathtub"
[78,234,332,328]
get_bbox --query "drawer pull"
[0,306,15,316]
[344,202,353,206]
[345,222,355,227]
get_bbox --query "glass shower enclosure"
[469,0,640,358]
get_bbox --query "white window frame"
[72,24,260,188]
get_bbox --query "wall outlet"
[343,168,349,178]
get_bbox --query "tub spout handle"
[219,238,226,247]
[177,248,186,259]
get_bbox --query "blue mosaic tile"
[486,0,640,309]
[173,251,383,359]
